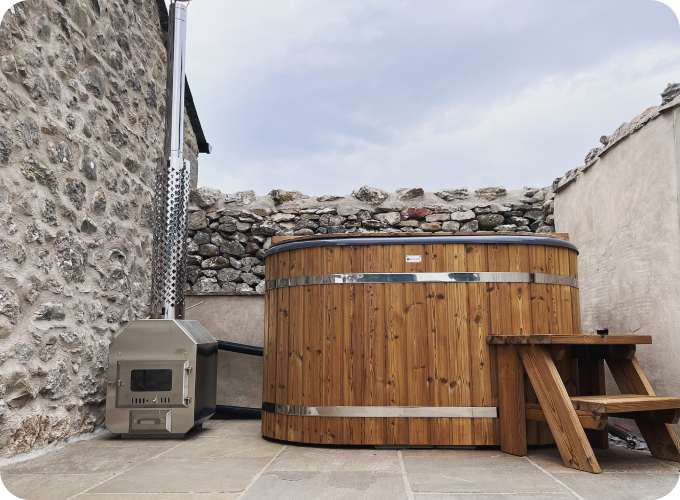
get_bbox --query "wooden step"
[487,335,652,345]
[570,395,680,414]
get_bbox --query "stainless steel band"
[261,402,498,418]
[265,272,578,291]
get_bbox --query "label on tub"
[406,255,422,263]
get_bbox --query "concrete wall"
[0,0,199,457]
[185,293,264,409]
[555,108,680,432]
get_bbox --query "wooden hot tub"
[261,233,581,446]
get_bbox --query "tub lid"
[265,232,578,256]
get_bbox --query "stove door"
[115,360,190,408]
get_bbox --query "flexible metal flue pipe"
[150,1,192,320]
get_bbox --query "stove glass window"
[130,369,173,392]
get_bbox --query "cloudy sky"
[178,0,680,196]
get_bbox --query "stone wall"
[0,0,198,457]
[186,184,556,293]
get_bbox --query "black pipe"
[217,340,263,357]
[215,405,261,419]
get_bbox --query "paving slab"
[1,473,111,500]
[413,495,577,500]
[239,471,408,500]
[0,445,172,475]
[268,447,401,472]
[528,446,679,474]
[190,419,262,439]
[403,450,568,494]
[553,471,679,500]
[89,457,270,494]
[71,434,185,449]
[164,435,283,459]
[74,494,239,500]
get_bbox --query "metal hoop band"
[261,402,498,418]
[265,272,578,291]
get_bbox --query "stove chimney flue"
[151,0,192,320]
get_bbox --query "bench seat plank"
[570,395,680,414]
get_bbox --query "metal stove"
[106,320,217,437]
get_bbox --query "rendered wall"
[185,294,264,410]
[555,109,680,433]
[0,0,198,457]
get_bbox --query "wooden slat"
[465,243,494,445]
[568,250,582,335]
[518,344,601,473]
[497,345,527,455]
[324,246,344,443]
[364,245,386,445]
[487,244,513,336]
[405,244,429,445]
[487,335,652,345]
[525,404,607,430]
[508,245,533,336]
[486,244,510,444]
[274,252,290,440]
[556,247,574,335]
[262,254,279,438]
[385,244,408,445]
[528,245,552,336]
[429,244,452,445]
[343,245,364,443]
[570,395,680,414]
[445,244,473,444]
[544,246,560,335]
[306,247,324,443]
[287,249,305,442]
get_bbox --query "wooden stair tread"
[487,335,652,345]
[570,395,680,414]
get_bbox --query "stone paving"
[0,419,678,500]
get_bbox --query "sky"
[176,0,680,196]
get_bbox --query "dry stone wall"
[186,185,556,293]
[0,0,198,457]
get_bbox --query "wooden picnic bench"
[488,334,680,473]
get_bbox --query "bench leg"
[578,357,609,449]
[518,345,601,473]
[607,357,680,462]
[498,345,527,456]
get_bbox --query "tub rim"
[265,233,578,257]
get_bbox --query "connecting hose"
[215,405,261,419]
[217,340,263,357]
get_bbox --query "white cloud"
[176,0,680,195]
